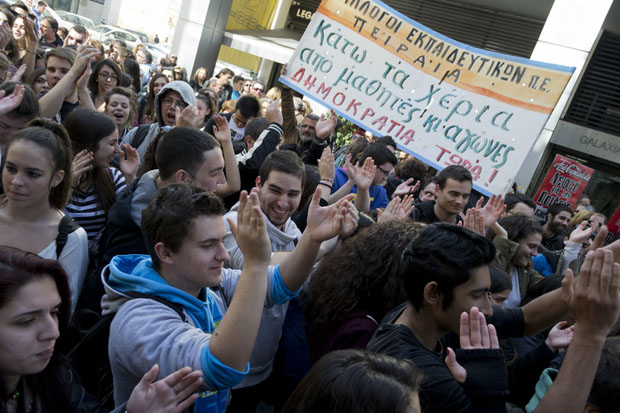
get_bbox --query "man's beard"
[549,220,566,235]
[299,132,313,143]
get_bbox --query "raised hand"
[392,177,420,198]
[315,109,338,140]
[318,147,335,182]
[545,321,575,352]
[265,98,282,124]
[378,194,414,222]
[71,150,93,188]
[306,188,354,243]
[176,105,202,129]
[445,307,499,383]
[352,157,376,190]
[568,221,593,244]
[339,202,359,238]
[228,188,271,266]
[0,85,24,116]
[561,249,620,338]
[477,194,505,229]
[0,21,12,51]
[211,114,231,144]
[9,65,28,83]
[119,143,140,182]
[460,207,486,236]
[126,364,202,413]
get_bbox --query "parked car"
[125,29,148,44]
[54,10,94,29]
[90,25,143,51]
[143,43,171,65]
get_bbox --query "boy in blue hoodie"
[103,183,352,411]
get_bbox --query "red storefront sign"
[607,205,620,236]
[533,154,594,210]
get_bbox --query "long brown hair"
[62,109,118,213]
[143,73,167,122]
[0,246,72,409]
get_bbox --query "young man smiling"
[104,181,351,410]
[412,165,471,224]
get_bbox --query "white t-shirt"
[228,116,245,142]
[504,267,521,308]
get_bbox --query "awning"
[222,29,301,64]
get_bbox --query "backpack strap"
[124,291,188,322]
[56,215,81,258]
[131,124,154,150]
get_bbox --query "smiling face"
[512,232,542,268]
[2,140,64,208]
[187,148,226,192]
[547,211,571,235]
[92,129,120,168]
[12,17,26,40]
[105,94,130,127]
[0,277,61,389]
[257,170,302,229]
[435,178,471,216]
[166,215,230,294]
[152,77,167,96]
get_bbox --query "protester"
[63,109,139,240]
[282,350,423,413]
[26,66,49,96]
[195,92,217,130]
[504,192,537,217]
[204,94,261,142]
[104,86,136,139]
[138,72,167,124]
[0,245,203,412]
[38,16,62,49]
[0,119,87,312]
[0,82,39,153]
[330,143,397,212]
[103,182,352,409]
[190,67,208,92]
[63,25,89,47]
[305,220,426,365]
[230,75,244,99]
[87,59,121,111]
[122,80,201,159]
[367,223,583,412]
[541,202,572,251]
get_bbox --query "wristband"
[318,181,332,190]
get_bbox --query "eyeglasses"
[161,97,188,109]
[253,87,264,92]
[171,55,177,59]
[377,166,392,176]
[99,71,118,81]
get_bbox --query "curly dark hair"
[304,220,426,327]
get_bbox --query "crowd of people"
[0,0,619,412]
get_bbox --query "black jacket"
[411,200,464,224]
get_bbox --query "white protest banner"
[279,0,575,196]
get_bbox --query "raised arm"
[211,114,240,197]
[209,189,272,371]
[39,47,100,118]
[533,249,620,413]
